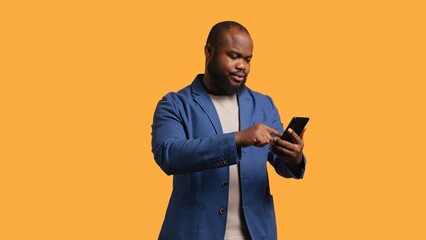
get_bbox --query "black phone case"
[281,117,310,143]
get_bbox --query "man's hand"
[236,123,282,148]
[270,128,306,166]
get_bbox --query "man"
[151,21,307,240]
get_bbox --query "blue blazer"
[152,75,305,240]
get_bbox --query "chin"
[227,81,247,95]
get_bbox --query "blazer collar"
[191,74,253,133]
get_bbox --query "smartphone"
[280,117,310,143]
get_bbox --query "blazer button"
[219,208,226,215]
[221,181,228,188]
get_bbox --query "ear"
[204,43,214,59]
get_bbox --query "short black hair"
[206,21,250,49]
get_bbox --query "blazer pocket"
[159,200,201,240]
[263,195,277,239]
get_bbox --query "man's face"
[207,28,253,95]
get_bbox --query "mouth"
[230,73,246,83]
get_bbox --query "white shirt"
[210,93,250,240]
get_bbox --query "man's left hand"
[269,128,306,166]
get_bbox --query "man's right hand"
[236,123,282,148]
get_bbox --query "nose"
[236,59,246,72]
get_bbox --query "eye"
[245,57,252,63]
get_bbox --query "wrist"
[235,131,242,147]
[286,154,302,167]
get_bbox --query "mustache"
[230,71,246,77]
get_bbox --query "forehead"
[219,28,253,54]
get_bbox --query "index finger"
[263,125,282,137]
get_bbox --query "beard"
[207,57,247,95]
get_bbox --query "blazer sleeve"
[151,95,240,175]
[265,96,306,179]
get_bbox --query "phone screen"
[280,117,309,143]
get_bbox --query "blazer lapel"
[191,76,223,134]
[237,87,253,131]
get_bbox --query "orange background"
[1,0,425,239]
